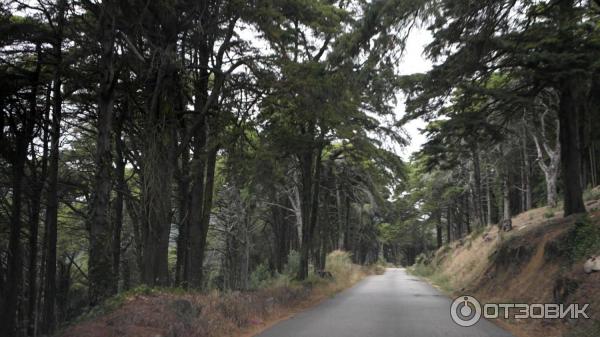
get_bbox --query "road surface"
[257,268,514,337]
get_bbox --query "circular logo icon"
[451,296,482,327]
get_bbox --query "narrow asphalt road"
[257,268,515,337]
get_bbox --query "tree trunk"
[112,116,126,293]
[41,21,65,331]
[522,130,533,210]
[558,80,587,216]
[556,0,587,216]
[436,211,442,248]
[465,194,471,234]
[546,173,558,208]
[26,43,44,337]
[446,205,452,244]
[88,0,117,304]
[501,174,513,231]
[486,168,493,225]
[2,134,28,337]
[471,146,484,226]
[141,124,174,287]
[298,146,323,280]
[175,138,190,287]
[188,147,218,288]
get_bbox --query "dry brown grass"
[419,199,600,337]
[61,252,376,337]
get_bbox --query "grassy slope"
[59,251,384,337]
[411,190,600,337]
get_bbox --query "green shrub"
[471,226,486,240]
[250,263,272,289]
[566,216,600,262]
[410,262,435,277]
[283,250,300,277]
[564,320,600,337]
[302,274,327,288]
[548,216,600,264]
[583,188,600,202]
[430,273,452,293]
[415,253,430,265]
[326,250,352,278]
[544,209,555,219]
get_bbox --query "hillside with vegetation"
[411,189,600,337]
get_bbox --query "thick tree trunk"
[175,139,190,287]
[558,80,587,216]
[141,126,174,286]
[27,136,47,337]
[186,33,221,288]
[139,42,179,287]
[88,1,117,304]
[27,168,43,337]
[188,147,218,288]
[556,0,587,216]
[112,117,126,293]
[26,43,44,337]
[41,34,64,333]
[298,146,323,280]
[3,138,28,337]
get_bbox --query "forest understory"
[60,251,385,337]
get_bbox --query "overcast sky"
[396,28,433,160]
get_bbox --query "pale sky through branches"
[396,27,433,160]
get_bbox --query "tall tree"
[87,0,118,305]
[42,1,66,332]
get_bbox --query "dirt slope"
[415,196,600,337]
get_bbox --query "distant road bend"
[257,268,514,337]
